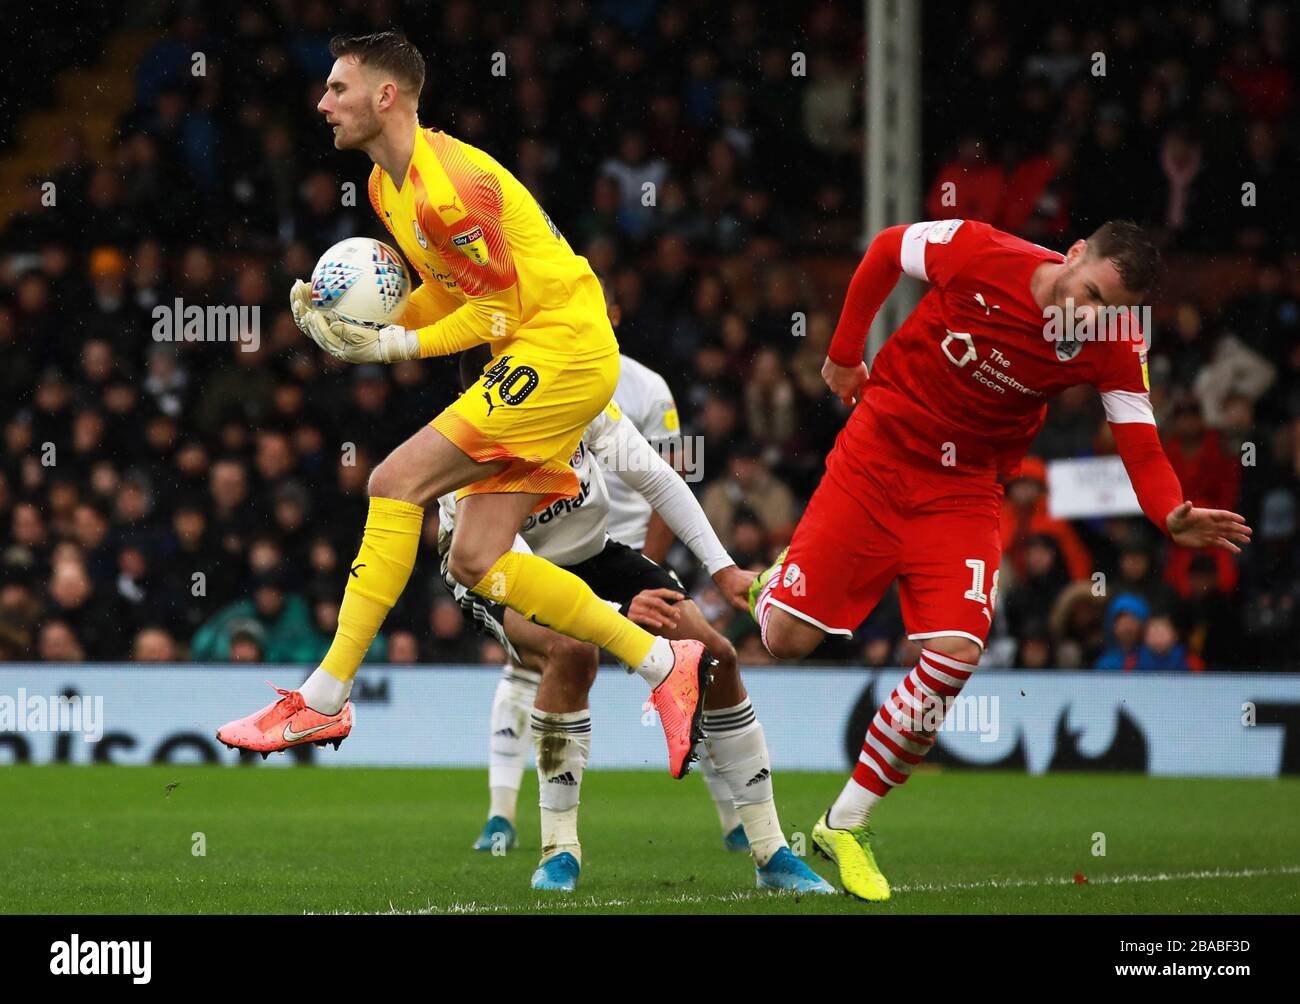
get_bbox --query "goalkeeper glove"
[290,279,342,357]
[325,317,420,364]
[289,280,419,364]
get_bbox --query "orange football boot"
[217,683,353,758]
[650,640,715,779]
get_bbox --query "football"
[309,237,411,329]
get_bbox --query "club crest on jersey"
[782,563,802,589]
[451,224,490,266]
[412,220,428,249]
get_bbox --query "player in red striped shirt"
[749,219,1253,901]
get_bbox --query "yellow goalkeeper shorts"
[431,337,619,509]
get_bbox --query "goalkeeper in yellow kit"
[217,31,750,777]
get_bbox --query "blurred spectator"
[925,135,1005,223]
[1134,614,1203,672]
[1239,486,1300,670]
[190,568,314,662]
[1001,458,1092,584]
[38,620,86,662]
[387,630,421,664]
[701,441,797,552]
[744,349,798,457]
[1178,553,1240,668]
[1094,593,1150,671]
[45,560,122,658]
[997,136,1074,241]
[296,583,388,664]
[1015,620,1055,669]
[228,628,265,663]
[1163,398,1242,514]
[133,626,179,662]
[1002,534,1071,640]
[426,596,483,663]
[1048,581,1105,668]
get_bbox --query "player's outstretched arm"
[821,223,914,406]
[1109,419,1253,553]
[591,405,754,609]
[1165,501,1253,554]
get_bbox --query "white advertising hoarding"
[2,665,1297,778]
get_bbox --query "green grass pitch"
[3,765,1297,914]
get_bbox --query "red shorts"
[761,447,1003,650]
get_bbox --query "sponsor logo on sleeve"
[927,219,964,244]
[451,224,490,266]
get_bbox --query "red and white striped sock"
[827,647,977,829]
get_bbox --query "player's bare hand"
[1166,501,1253,554]
[628,588,683,631]
[822,357,869,407]
[712,565,757,611]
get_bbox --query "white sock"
[696,746,742,834]
[633,636,675,688]
[700,699,787,867]
[298,667,351,715]
[828,776,881,829]
[489,787,518,823]
[533,708,590,865]
[487,667,539,821]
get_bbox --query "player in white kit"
[471,354,749,851]
[440,345,831,894]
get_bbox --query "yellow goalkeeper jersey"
[367,125,615,362]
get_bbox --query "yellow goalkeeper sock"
[320,496,425,682]
[472,550,656,668]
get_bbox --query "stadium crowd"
[1,1,1298,671]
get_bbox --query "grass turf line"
[2,765,1297,915]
